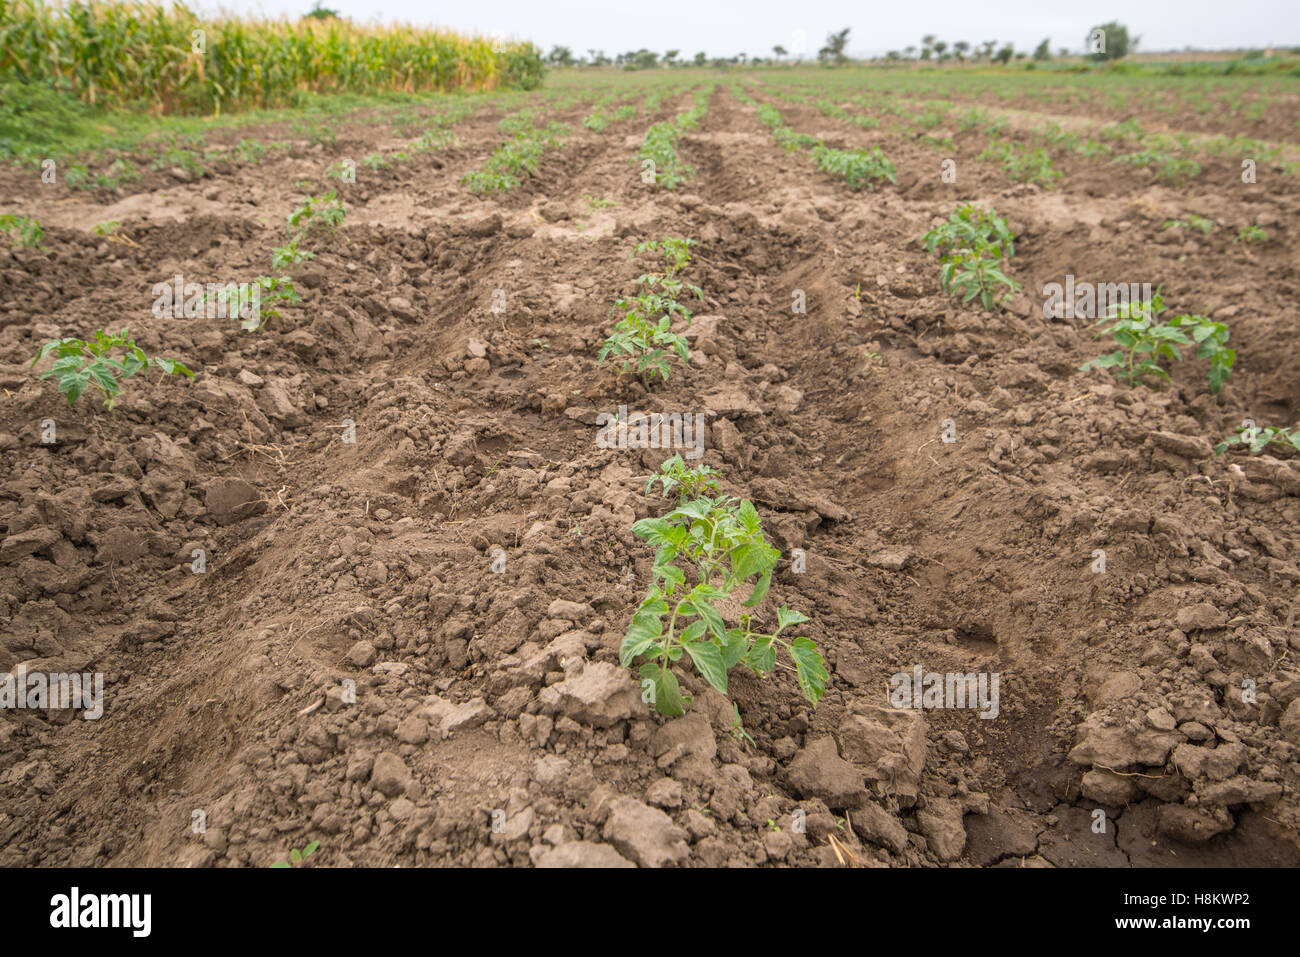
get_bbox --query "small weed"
[271,841,319,868]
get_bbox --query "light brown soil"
[1,84,1298,868]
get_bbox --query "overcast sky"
[203,1,1300,58]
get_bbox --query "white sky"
[200,0,1300,57]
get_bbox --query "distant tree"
[664,49,679,66]
[994,44,1014,65]
[304,2,339,19]
[903,45,916,59]
[547,46,575,67]
[1033,39,1051,61]
[773,44,787,60]
[694,51,707,66]
[819,27,851,66]
[885,50,901,61]
[934,40,948,62]
[1057,47,1070,59]
[921,34,936,59]
[1087,21,1135,61]
[980,40,998,60]
[953,40,970,62]
[632,49,658,70]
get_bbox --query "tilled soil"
[1,83,1299,868]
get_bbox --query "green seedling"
[0,214,42,248]
[1080,291,1185,388]
[463,119,568,194]
[293,121,336,146]
[235,138,266,163]
[637,122,693,189]
[1162,214,1214,235]
[621,456,826,717]
[1116,149,1201,184]
[646,454,722,500]
[413,128,456,151]
[151,147,203,177]
[921,203,1020,311]
[600,288,695,380]
[774,126,820,152]
[271,841,319,868]
[287,191,346,232]
[32,328,193,409]
[633,236,697,276]
[92,220,120,237]
[979,138,1061,187]
[1081,291,1234,393]
[599,237,703,381]
[215,276,302,331]
[272,234,316,270]
[325,161,354,181]
[1215,424,1300,456]
[810,145,897,190]
[1235,225,1268,245]
[1168,313,1234,393]
[362,152,391,170]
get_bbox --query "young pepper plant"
[1081,291,1234,393]
[921,203,1020,311]
[32,328,194,409]
[1080,291,1186,388]
[598,238,703,382]
[621,456,827,716]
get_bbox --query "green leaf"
[742,568,771,608]
[745,636,776,673]
[692,597,725,640]
[721,629,749,668]
[620,614,662,666]
[640,662,689,716]
[776,607,810,633]
[790,636,828,706]
[679,620,707,643]
[682,638,728,693]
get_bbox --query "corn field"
[0,0,544,114]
